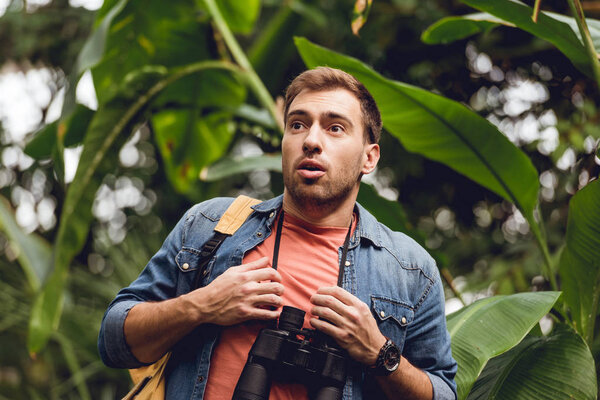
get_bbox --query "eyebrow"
[287,109,354,128]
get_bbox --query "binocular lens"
[278,306,305,331]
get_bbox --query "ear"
[361,143,380,175]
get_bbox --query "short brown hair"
[283,67,382,144]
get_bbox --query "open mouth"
[301,165,323,171]
[297,160,326,179]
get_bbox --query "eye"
[290,121,304,130]
[329,124,344,134]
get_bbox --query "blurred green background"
[0,0,599,398]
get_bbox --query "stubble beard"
[283,160,363,215]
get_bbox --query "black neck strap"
[271,210,353,288]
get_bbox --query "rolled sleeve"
[97,207,195,369]
[427,371,457,400]
[98,300,144,369]
[403,266,457,400]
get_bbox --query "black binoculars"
[232,306,348,400]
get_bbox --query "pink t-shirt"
[203,212,355,400]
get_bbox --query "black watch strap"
[369,338,401,376]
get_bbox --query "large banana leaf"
[467,325,596,400]
[0,196,51,292]
[295,37,540,225]
[422,11,600,52]
[559,179,600,342]
[455,0,599,79]
[27,61,243,354]
[422,13,514,44]
[446,291,561,400]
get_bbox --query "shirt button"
[269,212,274,218]
[345,261,351,267]
[380,310,385,318]
[401,317,407,324]
[182,263,190,270]
[257,232,263,237]
[197,375,204,382]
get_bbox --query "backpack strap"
[192,195,261,288]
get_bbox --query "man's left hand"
[309,286,386,366]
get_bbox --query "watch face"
[384,344,400,370]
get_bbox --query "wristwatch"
[369,338,401,376]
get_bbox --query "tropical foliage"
[0,0,598,398]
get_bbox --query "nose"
[302,124,323,154]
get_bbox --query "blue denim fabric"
[98,195,457,399]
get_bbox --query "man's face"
[281,88,379,210]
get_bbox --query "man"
[99,67,457,399]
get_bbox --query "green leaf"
[295,37,540,224]
[559,179,600,342]
[152,109,236,193]
[248,4,303,92]
[154,68,247,110]
[24,121,59,159]
[62,0,128,116]
[357,182,408,233]
[63,105,95,148]
[75,0,128,74]
[28,61,242,354]
[216,0,261,34]
[231,104,276,129]
[199,154,282,182]
[0,196,51,292]
[92,0,214,104]
[422,10,600,54]
[459,0,598,79]
[446,291,561,400]
[467,325,597,400]
[25,105,95,160]
[421,13,512,44]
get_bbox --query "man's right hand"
[124,257,283,364]
[186,256,284,326]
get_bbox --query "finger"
[253,281,285,296]
[310,317,344,339]
[316,286,358,306]
[248,307,281,321]
[252,293,283,308]
[237,257,270,272]
[310,293,350,316]
[310,305,344,327]
[246,265,282,283]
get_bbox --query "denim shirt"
[98,196,457,399]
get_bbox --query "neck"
[282,189,357,227]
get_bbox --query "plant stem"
[529,214,558,291]
[567,0,600,88]
[532,0,542,22]
[440,267,466,306]
[203,0,281,134]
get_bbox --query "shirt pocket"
[174,248,218,292]
[175,247,204,273]
[370,295,415,353]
